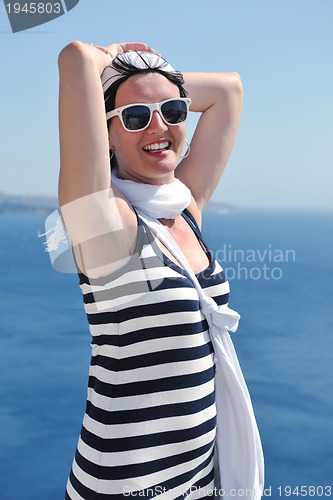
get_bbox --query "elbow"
[58,40,86,72]
[228,72,243,94]
[213,72,243,101]
[225,72,243,107]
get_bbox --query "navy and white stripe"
[66,210,230,499]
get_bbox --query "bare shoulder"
[60,184,138,278]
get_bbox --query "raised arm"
[57,41,152,276]
[176,72,243,212]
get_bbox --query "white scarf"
[111,171,191,219]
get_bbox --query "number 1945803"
[6,2,61,14]
[275,485,332,497]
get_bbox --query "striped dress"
[65,210,230,500]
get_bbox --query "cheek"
[108,122,126,150]
[109,119,140,147]
[110,127,142,159]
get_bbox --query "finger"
[90,44,112,55]
[118,42,155,53]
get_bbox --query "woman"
[55,41,263,499]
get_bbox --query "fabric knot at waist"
[200,294,240,333]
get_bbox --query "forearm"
[183,72,243,113]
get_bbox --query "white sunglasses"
[106,98,191,132]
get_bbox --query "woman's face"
[108,72,186,185]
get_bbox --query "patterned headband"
[101,51,176,93]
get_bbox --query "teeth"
[143,141,169,151]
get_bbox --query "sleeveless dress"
[65,210,231,500]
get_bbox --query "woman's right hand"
[92,41,155,59]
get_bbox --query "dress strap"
[181,209,209,252]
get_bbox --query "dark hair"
[103,53,187,169]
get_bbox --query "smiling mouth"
[142,141,171,152]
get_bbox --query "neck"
[116,167,175,186]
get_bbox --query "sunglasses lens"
[161,100,188,124]
[122,105,150,131]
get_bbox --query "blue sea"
[0,211,332,500]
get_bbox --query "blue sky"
[0,0,332,210]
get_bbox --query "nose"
[147,110,168,133]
